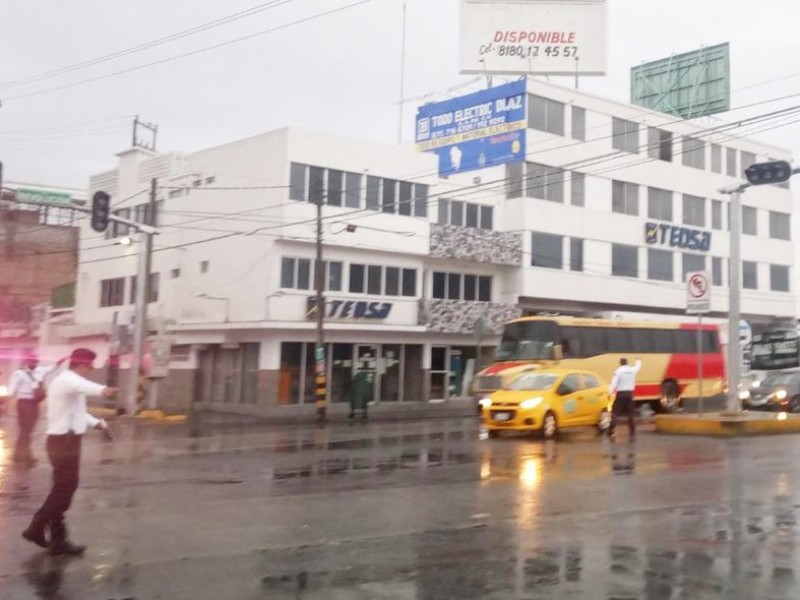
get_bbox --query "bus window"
[607,329,632,353]
[576,327,608,357]
[674,331,695,353]
[702,330,719,353]
[652,330,673,353]
[561,327,583,358]
[497,320,560,361]
[631,329,655,353]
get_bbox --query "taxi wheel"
[542,412,558,440]
[487,429,500,439]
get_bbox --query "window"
[200,260,210,273]
[170,268,180,279]
[385,267,400,296]
[682,195,705,227]
[771,265,790,292]
[432,272,491,301]
[726,148,737,177]
[528,94,565,135]
[770,211,791,240]
[647,187,672,221]
[741,151,756,171]
[570,238,583,272]
[612,244,638,278]
[571,106,586,141]
[712,200,723,230]
[526,163,564,202]
[712,257,723,286]
[648,127,672,161]
[345,172,361,208]
[648,249,673,281]
[743,206,757,235]
[297,259,311,290]
[413,184,428,217]
[612,180,639,215]
[682,137,705,170]
[100,278,125,307]
[366,176,381,210]
[438,199,494,229]
[326,261,343,292]
[710,144,722,173]
[327,170,343,206]
[349,264,365,293]
[507,162,523,199]
[531,232,563,269]
[682,254,706,281]
[398,181,412,216]
[612,117,639,153]
[571,172,585,206]
[308,166,325,204]
[382,179,396,213]
[743,261,758,290]
[367,265,382,295]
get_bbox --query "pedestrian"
[22,348,117,556]
[9,353,64,467]
[349,362,372,420]
[608,357,642,440]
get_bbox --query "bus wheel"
[542,412,558,440]
[659,381,681,412]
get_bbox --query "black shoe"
[49,540,86,556]
[22,525,48,549]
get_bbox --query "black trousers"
[610,391,636,438]
[32,434,82,541]
[14,400,40,463]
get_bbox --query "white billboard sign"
[460,0,608,76]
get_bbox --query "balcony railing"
[430,224,522,266]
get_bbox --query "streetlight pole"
[726,187,744,413]
[315,196,327,422]
[128,230,149,415]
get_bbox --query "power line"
[2,0,377,103]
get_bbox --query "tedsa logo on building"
[645,222,711,252]
[306,297,393,321]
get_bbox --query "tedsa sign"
[460,0,608,76]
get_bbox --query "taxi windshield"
[506,373,559,391]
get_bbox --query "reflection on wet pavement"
[1,415,800,598]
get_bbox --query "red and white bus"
[474,316,725,412]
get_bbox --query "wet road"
[1,413,800,599]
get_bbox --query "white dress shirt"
[9,365,55,401]
[45,369,106,435]
[609,360,642,394]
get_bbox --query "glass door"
[356,345,378,405]
[430,346,448,401]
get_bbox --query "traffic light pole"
[128,229,149,415]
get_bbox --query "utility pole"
[314,196,327,422]
[126,177,157,415]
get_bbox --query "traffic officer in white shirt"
[9,353,63,467]
[22,348,117,556]
[608,357,642,440]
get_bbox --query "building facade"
[58,79,795,416]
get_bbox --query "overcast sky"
[1,0,800,189]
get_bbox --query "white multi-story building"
[56,79,795,416]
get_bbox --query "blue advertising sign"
[415,80,527,176]
[645,222,711,252]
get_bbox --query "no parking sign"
[686,271,711,314]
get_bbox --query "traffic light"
[91,191,111,232]
[744,160,793,186]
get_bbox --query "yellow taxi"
[481,368,611,439]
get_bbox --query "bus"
[473,316,726,412]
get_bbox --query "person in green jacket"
[350,363,372,420]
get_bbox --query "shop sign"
[645,222,711,252]
[306,298,393,320]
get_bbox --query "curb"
[655,411,800,437]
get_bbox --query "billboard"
[631,43,731,119]
[460,0,608,76]
[416,80,526,176]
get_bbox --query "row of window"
[437,199,494,230]
[529,233,791,292]
[528,95,773,183]
[561,327,720,358]
[99,273,160,307]
[431,272,492,302]
[506,162,585,206]
[289,163,429,218]
[280,257,417,297]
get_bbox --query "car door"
[580,373,609,424]
[555,373,584,426]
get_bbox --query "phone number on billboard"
[495,45,579,59]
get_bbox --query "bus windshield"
[497,321,559,361]
[506,373,559,391]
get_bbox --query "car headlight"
[738,390,751,401]
[0,385,7,396]
[774,389,788,401]
[479,397,492,408]
[520,397,544,410]
[751,380,761,389]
